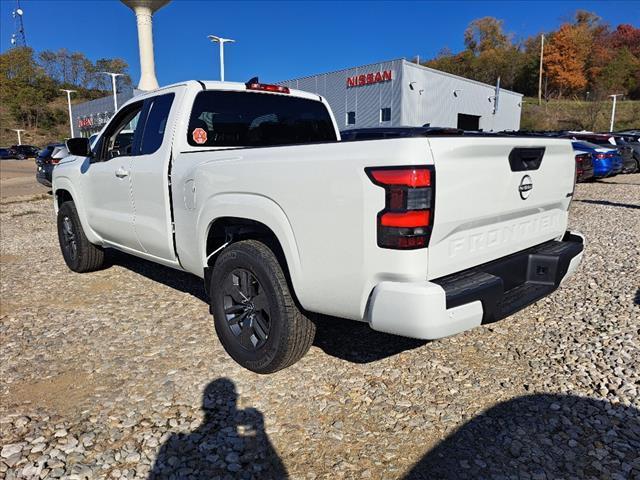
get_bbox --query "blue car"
[572,141,622,178]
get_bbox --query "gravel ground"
[1,175,639,480]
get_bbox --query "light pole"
[208,35,235,81]
[609,94,623,132]
[60,89,76,138]
[101,72,124,112]
[12,129,25,145]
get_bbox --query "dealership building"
[279,58,523,131]
[71,87,136,137]
[71,57,523,137]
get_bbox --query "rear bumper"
[577,167,594,182]
[366,231,585,340]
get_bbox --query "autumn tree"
[610,24,640,57]
[543,23,591,97]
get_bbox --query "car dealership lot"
[1,177,639,479]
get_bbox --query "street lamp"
[60,89,76,138]
[609,94,624,132]
[12,129,25,145]
[208,35,235,81]
[101,72,124,112]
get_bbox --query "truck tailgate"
[426,137,575,280]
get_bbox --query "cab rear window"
[187,91,336,147]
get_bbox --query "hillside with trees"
[425,11,639,100]
[0,47,131,146]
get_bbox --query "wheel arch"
[196,193,305,306]
[53,179,102,245]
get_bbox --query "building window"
[346,111,356,125]
[380,107,391,122]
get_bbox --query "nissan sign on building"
[279,58,522,131]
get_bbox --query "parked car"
[0,147,17,160]
[610,134,640,173]
[36,143,68,187]
[564,133,634,174]
[573,149,594,182]
[53,79,584,373]
[11,144,40,159]
[572,141,622,178]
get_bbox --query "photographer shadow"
[149,378,287,479]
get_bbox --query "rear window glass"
[187,91,337,147]
[38,146,55,157]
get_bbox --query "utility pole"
[101,72,124,111]
[12,129,25,145]
[208,35,235,81]
[60,89,76,138]
[609,94,623,132]
[538,34,544,106]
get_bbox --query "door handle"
[115,167,129,178]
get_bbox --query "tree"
[597,47,640,95]
[86,58,132,91]
[544,24,591,97]
[463,17,510,55]
[610,24,640,57]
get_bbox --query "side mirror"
[66,137,92,157]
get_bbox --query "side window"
[97,101,144,161]
[380,107,391,123]
[139,93,175,155]
[346,111,356,125]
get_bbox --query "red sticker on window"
[192,127,207,145]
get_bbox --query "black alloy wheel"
[222,268,271,350]
[61,215,78,263]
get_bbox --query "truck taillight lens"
[366,166,435,250]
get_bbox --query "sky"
[0,0,637,87]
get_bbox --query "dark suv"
[35,143,67,187]
[11,144,40,159]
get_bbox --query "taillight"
[246,82,290,94]
[51,158,60,165]
[366,166,434,249]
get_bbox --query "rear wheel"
[57,201,104,272]
[210,240,315,374]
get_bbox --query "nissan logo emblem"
[519,175,533,199]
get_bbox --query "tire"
[210,240,315,374]
[57,201,104,272]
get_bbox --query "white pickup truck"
[54,80,584,373]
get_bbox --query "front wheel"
[210,240,315,374]
[57,201,105,272]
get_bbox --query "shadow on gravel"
[107,250,424,364]
[311,314,427,363]
[149,378,288,479]
[595,180,640,186]
[403,393,640,480]
[634,288,640,306]
[106,250,208,303]
[575,199,640,210]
